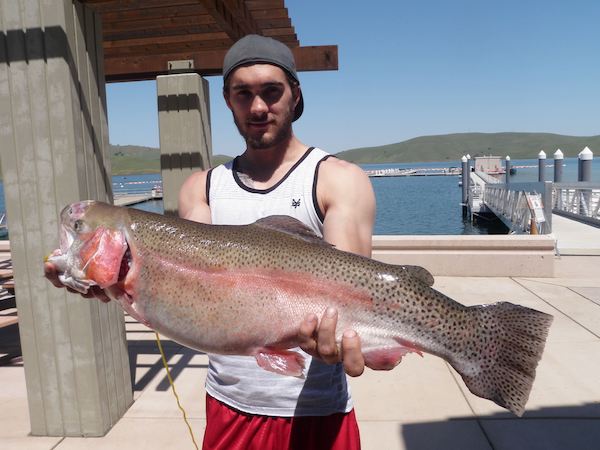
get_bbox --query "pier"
[462,150,600,254]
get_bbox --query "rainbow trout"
[47,200,552,416]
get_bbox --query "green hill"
[110,145,231,175]
[336,132,600,164]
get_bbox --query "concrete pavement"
[1,255,599,449]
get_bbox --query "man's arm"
[298,158,376,376]
[178,170,212,224]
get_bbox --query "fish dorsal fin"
[253,215,332,247]
[401,265,435,286]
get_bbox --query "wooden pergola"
[82,0,338,82]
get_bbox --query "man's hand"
[298,307,365,377]
[43,262,111,303]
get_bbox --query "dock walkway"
[1,255,599,449]
[552,213,600,255]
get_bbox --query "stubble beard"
[234,108,294,151]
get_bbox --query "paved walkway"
[1,256,599,449]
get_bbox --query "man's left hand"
[298,307,365,377]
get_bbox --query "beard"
[233,106,294,150]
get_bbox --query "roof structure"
[82,0,338,82]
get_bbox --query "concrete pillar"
[553,149,564,182]
[538,150,546,182]
[578,146,593,182]
[505,156,511,184]
[157,72,212,215]
[0,0,132,436]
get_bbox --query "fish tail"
[450,302,553,416]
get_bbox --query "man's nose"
[250,95,268,115]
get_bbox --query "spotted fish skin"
[49,200,553,416]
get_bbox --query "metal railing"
[552,183,600,227]
[483,182,553,234]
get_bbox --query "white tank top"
[205,147,353,417]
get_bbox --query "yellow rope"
[155,332,200,450]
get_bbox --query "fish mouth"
[118,246,132,284]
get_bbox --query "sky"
[106,0,600,157]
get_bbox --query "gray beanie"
[223,34,304,121]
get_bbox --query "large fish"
[47,200,553,416]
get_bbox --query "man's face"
[224,64,299,150]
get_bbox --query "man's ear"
[223,87,232,109]
[293,85,302,109]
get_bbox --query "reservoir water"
[1,157,598,236]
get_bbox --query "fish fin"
[363,340,423,370]
[253,216,332,247]
[79,226,128,289]
[400,265,435,286]
[451,302,553,417]
[254,348,306,377]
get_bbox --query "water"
[0,157,598,235]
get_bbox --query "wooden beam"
[104,45,338,82]
[199,0,259,40]
[104,24,223,43]
[83,0,200,13]
[100,4,208,22]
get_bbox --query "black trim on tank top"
[205,168,214,206]
[312,155,334,224]
[231,147,316,194]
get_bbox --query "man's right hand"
[44,262,111,303]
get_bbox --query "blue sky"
[106,0,600,157]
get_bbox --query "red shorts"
[202,394,361,450]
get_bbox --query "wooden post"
[157,72,212,216]
[0,0,132,436]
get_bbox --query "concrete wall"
[372,235,556,277]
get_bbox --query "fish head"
[48,201,129,293]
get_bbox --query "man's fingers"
[298,314,318,355]
[316,307,341,364]
[341,330,364,377]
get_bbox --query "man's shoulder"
[319,157,368,181]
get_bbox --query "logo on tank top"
[291,198,301,209]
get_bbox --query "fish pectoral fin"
[363,339,424,370]
[254,348,306,378]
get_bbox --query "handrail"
[552,183,600,226]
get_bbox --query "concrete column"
[0,0,132,436]
[553,149,564,182]
[538,150,546,182]
[157,72,212,215]
[505,156,511,184]
[578,146,593,182]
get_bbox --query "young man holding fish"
[177,35,376,449]
[46,35,377,449]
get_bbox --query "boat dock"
[366,167,462,177]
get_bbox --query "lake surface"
[1,157,598,236]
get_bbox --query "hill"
[335,132,600,164]
[110,145,231,174]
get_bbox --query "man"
[46,34,377,449]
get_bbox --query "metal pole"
[578,147,594,216]
[538,150,546,182]
[554,149,564,210]
[505,156,511,184]
[579,146,593,182]
[461,155,468,216]
[553,149,563,182]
